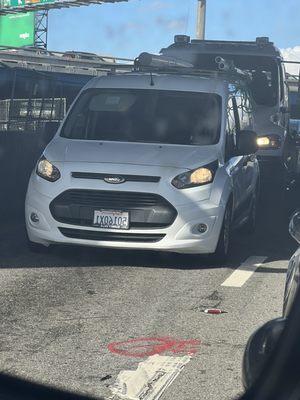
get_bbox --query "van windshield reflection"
[61,89,222,146]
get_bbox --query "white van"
[25,63,259,261]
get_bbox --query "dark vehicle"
[63,50,101,60]
[289,119,300,136]
[62,50,115,63]
[289,88,300,120]
[19,46,55,56]
[160,35,293,179]
[287,74,300,176]
[283,210,300,316]
[289,119,300,175]
[287,70,300,119]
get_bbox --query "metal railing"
[0,46,134,75]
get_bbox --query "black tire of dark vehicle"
[211,202,232,264]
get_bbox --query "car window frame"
[225,94,240,161]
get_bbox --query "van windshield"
[192,54,279,107]
[60,89,222,145]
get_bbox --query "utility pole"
[196,0,206,40]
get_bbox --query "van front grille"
[50,189,177,229]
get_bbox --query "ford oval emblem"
[104,176,126,184]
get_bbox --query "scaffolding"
[34,10,48,49]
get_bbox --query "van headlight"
[257,135,281,149]
[36,156,61,182]
[172,162,217,189]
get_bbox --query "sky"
[47,0,300,63]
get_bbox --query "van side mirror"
[242,318,286,390]
[289,211,300,244]
[236,130,258,156]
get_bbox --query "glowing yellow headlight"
[190,168,213,184]
[38,159,54,177]
[257,136,271,147]
[36,156,61,182]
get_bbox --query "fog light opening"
[30,212,40,223]
[198,223,208,234]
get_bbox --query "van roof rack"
[133,52,251,83]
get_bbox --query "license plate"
[93,210,129,230]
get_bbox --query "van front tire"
[211,204,232,264]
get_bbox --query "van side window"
[225,96,239,160]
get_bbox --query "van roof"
[161,38,282,59]
[84,72,235,96]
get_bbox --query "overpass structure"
[0,0,129,15]
[0,46,133,74]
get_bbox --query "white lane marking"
[109,355,191,400]
[221,256,268,288]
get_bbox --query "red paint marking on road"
[107,337,201,358]
[203,308,227,314]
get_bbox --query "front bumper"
[25,186,225,255]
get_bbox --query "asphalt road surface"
[0,182,298,400]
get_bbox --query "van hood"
[46,139,219,170]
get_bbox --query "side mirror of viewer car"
[242,318,286,390]
[289,211,300,244]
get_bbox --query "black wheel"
[27,239,49,254]
[211,203,232,264]
[242,192,257,235]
